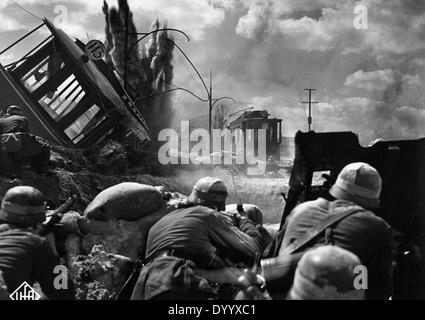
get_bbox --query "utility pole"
[302,88,318,132]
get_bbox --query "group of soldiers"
[0,104,394,300]
[128,162,392,300]
[0,156,394,300]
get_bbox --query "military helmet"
[188,177,228,211]
[6,105,24,116]
[288,245,365,300]
[0,186,47,225]
[329,162,382,210]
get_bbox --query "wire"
[114,61,209,102]
[175,50,207,98]
[8,0,42,21]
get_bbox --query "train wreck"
[0,19,150,150]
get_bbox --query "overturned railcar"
[282,131,425,299]
[0,19,150,150]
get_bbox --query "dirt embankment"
[0,139,292,299]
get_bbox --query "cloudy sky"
[1,0,425,144]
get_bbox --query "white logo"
[85,40,106,61]
[157,121,267,175]
[353,5,368,30]
[53,5,68,27]
[353,265,368,290]
[54,265,69,290]
[9,282,41,301]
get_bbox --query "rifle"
[39,194,77,237]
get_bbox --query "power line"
[8,0,42,21]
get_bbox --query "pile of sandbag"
[59,182,186,300]
[67,182,178,260]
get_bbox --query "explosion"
[102,0,175,140]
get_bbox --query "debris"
[69,245,134,300]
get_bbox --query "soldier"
[287,246,365,300]
[131,177,270,300]
[0,186,74,300]
[266,162,394,300]
[0,105,51,174]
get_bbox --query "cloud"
[235,1,271,39]
[344,69,395,91]
[394,106,425,138]
[2,0,425,144]
[0,0,227,41]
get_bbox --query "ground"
[0,139,292,299]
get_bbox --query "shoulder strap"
[283,203,363,255]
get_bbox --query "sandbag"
[84,183,165,221]
[80,207,173,260]
[225,203,264,225]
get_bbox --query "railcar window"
[64,104,101,144]
[38,74,86,121]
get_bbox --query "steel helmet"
[330,162,382,209]
[0,186,46,225]
[6,105,24,116]
[288,245,365,300]
[188,177,228,211]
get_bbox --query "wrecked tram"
[0,18,150,150]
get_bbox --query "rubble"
[69,245,134,300]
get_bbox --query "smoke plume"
[103,0,175,141]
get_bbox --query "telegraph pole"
[302,88,319,132]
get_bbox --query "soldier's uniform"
[266,163,394,300]
[131,177,270,300]
[0,186,74,300]
[0,106,50,173]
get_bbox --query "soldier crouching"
[0,186,74,300]
[0,105,51,175]
[130,177,271,300]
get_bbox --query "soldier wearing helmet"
[0,105,51,175]
[267,162,394,300]
[130,177,270,300]
[0,186,74,299]
[288,246,365,300]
